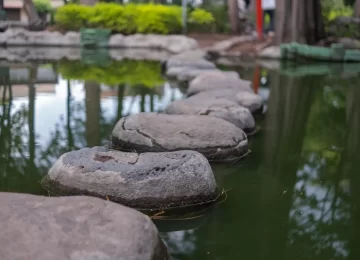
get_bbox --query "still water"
[0,60,359,260]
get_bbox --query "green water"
[1,60,360,260]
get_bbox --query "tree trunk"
[85,81,101,147]
[275,0,325,45]
[355,0,360,18]
[24,0,41,23]
[228,0,239,33]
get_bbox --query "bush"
[200,1,229,33]
[55,3,214,34]
[34,0,53,14]
[55,4,93,30]
[322,0,353,25]
[189,9,215,25]
[58,60,165,87]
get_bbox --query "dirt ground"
[188,33,273,54]
[187,33,237,49]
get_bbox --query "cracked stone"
[112,113,249,162]
[165,97,256,134]
[0,193,169,260]
[41,146,219,209]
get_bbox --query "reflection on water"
[1,60,360,260]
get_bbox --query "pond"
[0,58,359,260]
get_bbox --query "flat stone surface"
[191,88,264,114]
[0,30,197,54]
[109,34,198,53]
[187,70,253,96]
[166,49,206,65]
[42,147,218,209]
[258,46,281,59]
[166,58,215,70]
[165,97,255,134]
[112,113,249,162]
[0,193,168,260]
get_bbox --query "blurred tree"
[275,0,325,44]
[228,0,239,33]
[355,0,360,17]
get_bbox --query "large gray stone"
[112,113,249,162]
[0,192,168,260]
[3,29,71,46]
[187,71,253,96]
[165,97,256,134]
[0,47,81,61]
[191,88,264,114]
[109,34,198,53]
[236,91,264,114]
[169,67,220,82]
[166,58,215,71]
[166,49,207,65]
[42,147,218,209]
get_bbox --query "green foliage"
[34,0,53,14]
[58,60,164,87]
[200,1,229,33]
[322,0,353,24]
[188,8,215,25]
[55,4,93,30]
[55,3,213,34]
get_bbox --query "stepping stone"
[191,88,264,114]
[165,54,218,82]
[167,58,215,71]
[42,147,219,209]
[112,113,249,162]
[165,97,256,134]
[187,70,253,96]
[0,193,168,260]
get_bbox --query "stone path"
[1,33,266,258]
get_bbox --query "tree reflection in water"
[1,62,360,260]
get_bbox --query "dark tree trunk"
[85,81,101,147]
[344,84,360,260]
[228,0,239,33]
[275,0,325,45]
[355,0,360,18]
[256,73,316,259]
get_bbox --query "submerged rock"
[187,70,253,96]
[191,88,264,114]
[165,98,256,134]
[112,113,249,162]
[0,192,169,260]
[42,147,219,209]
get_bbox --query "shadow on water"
[1,59,360,260]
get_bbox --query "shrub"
[189,8,215,25]
[188,8,215,32]
[55,3,214,34]
[55,4,93,30]
[34,0,52,14]
[58,60,164,87]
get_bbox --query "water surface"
[0,59,359,260]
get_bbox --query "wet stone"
[42,146,219,209]
[187,70,253,96]
[112,113,249,162]
[0,192,169,260]
[165,97,256,134]
[191,88,264,114]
